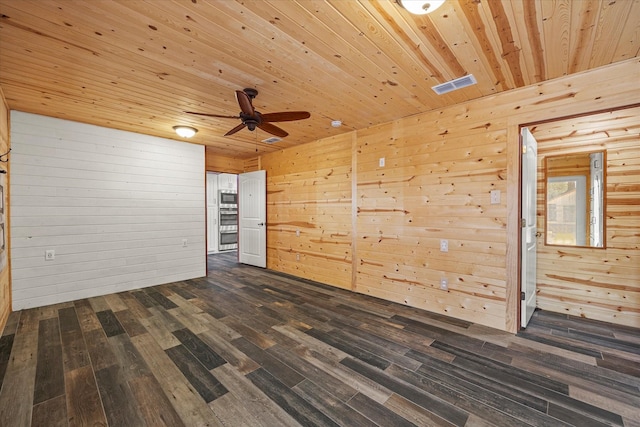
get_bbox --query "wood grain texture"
[257,58,640,333]
[533,106,640,327]
[0,252,638,426]
[2,1,638,158]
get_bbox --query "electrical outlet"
[182,239,188,247]
[490,189,501,204]
[379,157,385,167]
[45,249,55,261]
[440,239,448,252]
[296,253,300,261]
[296,229,300,237]
[440,278,448,290]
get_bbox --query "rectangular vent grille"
[262,137,282,144]
[432,74,477,95]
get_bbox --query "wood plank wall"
[253,58,640,332]
[533,106,640,327]
[0,88,9,332]
[205,147,245,174]
[10,112,206,310]
[260,133,354,290]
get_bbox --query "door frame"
[509,103,639,333]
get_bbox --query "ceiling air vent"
[262,136,282,144]
[432,74,477,95]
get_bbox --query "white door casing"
[238,170,266,268]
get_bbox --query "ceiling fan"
[186,88,310,138]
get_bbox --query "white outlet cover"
[379,157,385,167]
[490,189,501,204]
[440,239,448,252]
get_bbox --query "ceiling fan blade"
[258,122,288,138]
[185,111,240,119]
[260,111,311,122]
[224,123,247,136]
[235,90,255,116]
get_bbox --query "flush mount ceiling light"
[173,125,198,138]
[396,0,445,15]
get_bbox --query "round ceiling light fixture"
[173,125,198,138]
[397,0,445,15]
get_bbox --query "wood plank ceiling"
[1,0,639,159]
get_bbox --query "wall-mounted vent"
[432,74,477,95]
[262,136,282,144]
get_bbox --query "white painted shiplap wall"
[10,112,206,309]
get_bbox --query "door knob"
[258,222,265,226]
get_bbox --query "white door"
[206,173,218,253]
[521,127,538,327]
[238,170,266,267]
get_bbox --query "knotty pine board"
[253,59,640,332]
[534,106,640,327]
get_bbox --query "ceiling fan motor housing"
[243,88,259,99]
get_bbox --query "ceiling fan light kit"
[186,88,311,138]
[397,0,445,15]
[173,125,198,138]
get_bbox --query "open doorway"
[206,172,238,257]
[517,104,639,330]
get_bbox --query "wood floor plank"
[31,394,67,427]
[306,328,391,370]
[173,328,226,370]
[232,336,305,388]
[211,363,301,427]
[103,293,128,313]
[83,328,118,372]
[347,392,419,427]
[340,357,471,427]
[0,323,38,426]
[146,288,179,310]
[65,365,108,427]
[72,299,103,333]
[383,393,457,427]
[113,309,147,337]
[267,344,358,403]
[138,314,181,350]
[128,373,186,427]
[1,311,20,337]
[58,306,90,371]
[197,328,260,374]
[117,291,153,319]
[246,367,339,427]
[33,317,64,405]
[0,251,636,427]
[0,334,14,387]
[94,364,145,427]
[292,378,375,427]
[165,344,228,403]
[95,309,126,337]
[131,333,224,426]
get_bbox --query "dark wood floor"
[0,251,639,427]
